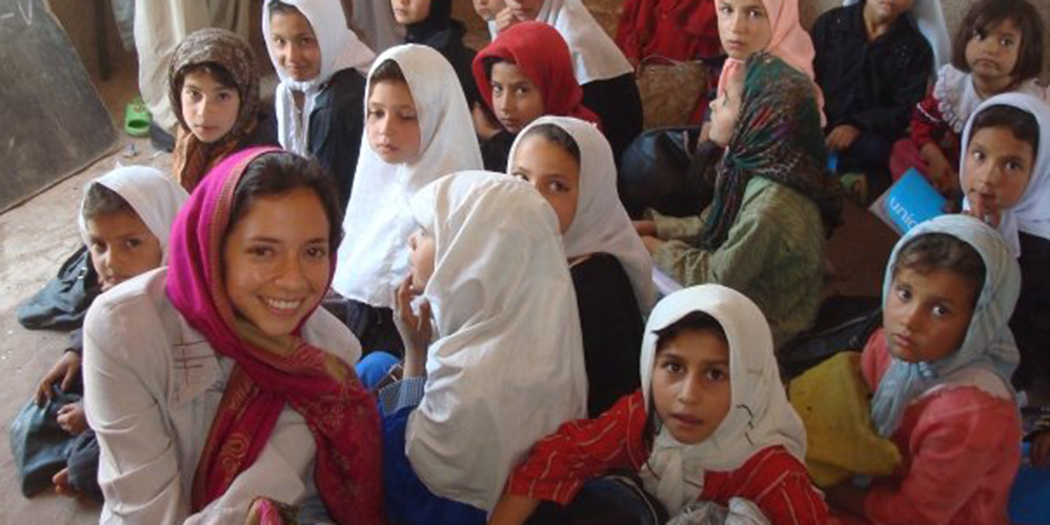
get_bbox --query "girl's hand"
[473,103,503,140]
[1032,430,1050,469]
[962,197,1002,228]
[56,402,87,435]
[633,220,657,238]
[925,152,958,196]
[35,351,81,406]
[394,276,432,378]
[826,125,861,152]
[495,6,517,32]
[641,235,665,254]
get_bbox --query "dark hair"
[521,123,582,164]
[82,183,134,221]
[226,152,343,252]
[967,104,1040,159]
[175,62,238,94]
[369,59,408,91]
[893,233,986,307]
[268,0,302,17]
[643,311,728,449]
[482,56,513,82]
[952,0,1045,82]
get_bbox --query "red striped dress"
[508,390,829,524]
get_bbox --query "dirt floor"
[0,2,945,523]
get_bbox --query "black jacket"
[309,67,367,209]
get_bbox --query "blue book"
[870,169,946,235]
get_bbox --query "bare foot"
[53,468,76,497]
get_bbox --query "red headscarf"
[165,147,383,525]
[473,21,601,129]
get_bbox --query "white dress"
[83,268,360,525]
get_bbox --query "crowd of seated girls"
[10,0,1050,524]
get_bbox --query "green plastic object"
[123,96,151,137]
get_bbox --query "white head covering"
[637,285,806,516]
[960,92,1050,257]
[78,166,189,263]
[349,0,405,53]
[843,0,950,73]
[332,44,484,308]
[405,171,588,510]
[933,65,1047,136]
[509,0,633,84]
[510,116,655,311]
[262,0,376,154]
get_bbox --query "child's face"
[652,329,732,445]
[716,0,773,61]
[962,126,1034,214]
[965,19,1022,85]
[708,70,744,147]
[884,266,977,363]
[85,210,163,292]
[269,10,322,82]
[180,70,241,144]
[489,62,545,134]
[367,80,422,164]
[473,0,506,21]
[391,0,432,25]
[223,187,331,337]
[505,0,543,21]
[408,229,436,291]
[510,134,581,234]
[863,0,915,26]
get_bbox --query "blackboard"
[0,0,119,212]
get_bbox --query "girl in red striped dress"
[489,284,828,525]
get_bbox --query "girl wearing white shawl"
[490,284,827,525]
[332,44,483,354]
[263,0,375,206]
[500,0,643,164]
[32,166,187,500]
[510,116,654,416]
[368,171,586,524]
[959,92,1050,391]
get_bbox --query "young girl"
[892,0,1045,196]
[637,53,843,349]
[83,148,382,524]
[499,0,642,165]
[489,284,827,525]
[361,171,587,524]
[959,92,1049,391]
[30,166,187,500]
[333,44,482,354]
[509,116,653,416]
[473,22,601,171]
[263,0,375,207]
[169,28,278,192]
[391,0,481,111]
[825,214,1022,524]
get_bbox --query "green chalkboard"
[0,0,118,212]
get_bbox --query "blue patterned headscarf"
[871,215,1021,437]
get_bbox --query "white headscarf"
[332,44,483,308]
[509,0,633,84]
[78,166,189,264]
[406,171,588,511]
[510,116,655,311]
[350,0,404,53]
[843,0,950,73]
[960,92,1050,257]
[263,0,376,154]
[637,285,807,516]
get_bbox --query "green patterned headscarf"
[701,53,843,250]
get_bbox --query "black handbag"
[17,246,100,331]
[619,129,718,219]
[8,386,81,497]
[779,295,883,380]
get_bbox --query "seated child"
[391,0,482,111]
[637,53,843,349]
[169,28,278,192]
[811,0,947,192]
[357,171,587,524]
[472,21,602,171]
[500,0,642,165]
[85,148,382,524]
[509,116,653,416]
[263,0,375,206]
[489,284,828,525]
[893,0,1045,199]
[825,214,1022,525]
[332,44,482,355]
[958,93,1049,391]
[31,167,187,500]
